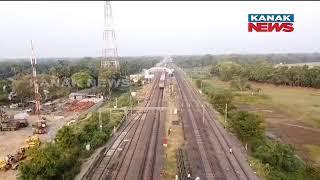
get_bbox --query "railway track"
[83,73,164,180]
[185,73,258,180]
[112,76,164,180]
[175,67,258,180]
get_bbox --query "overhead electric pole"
[101,1,120,71]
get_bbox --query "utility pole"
[0,107,3,124]
[109,108,112,121]
[100,1,120,71]
[115,97,118,108]
[99,109,102,132]
[225,103,228,123]
[202,104,204,124]
[129,87,133,114]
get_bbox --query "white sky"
[0,1,320,58]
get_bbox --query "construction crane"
[30,40,47,134]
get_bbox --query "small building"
[69,93,102,102]
[69,93,87,101]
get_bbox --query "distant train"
[159,73,165,89]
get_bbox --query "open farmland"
[203,77,320,128]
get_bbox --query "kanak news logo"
[248,14,294,32]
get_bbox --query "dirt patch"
[237,103,320,164]
[0,170,16,180]
[0,98,95,180]
[268,122,320,145]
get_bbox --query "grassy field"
[201,76,320,128]
[304,144,320,165]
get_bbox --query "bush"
[253,140,303,173]
[305,163,320,180]
[19,108,123,179]
[195,79,202,89]
[108,92,138,108]
[228,111,265,145]
[19,143,80,180]
[230,76,251,91]
[208,89,235,114]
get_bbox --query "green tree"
[228,111,265,146]
[99,69,115,97]
[71,71,93,90]
[12,74,69,103]
[216,61,242,81]
[19,143,80,180]
[209,65,219,76]
[208,89,234,114]
[230,76,251,91]
[253,141,303,173]
[0,79,10,105]
[12,75,33,103]
[49,60,71,81]
[55,126,79,149]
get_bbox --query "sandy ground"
[0,98,89,180]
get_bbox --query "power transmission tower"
[101,1,120,71]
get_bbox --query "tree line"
[173,53,320,69]
[173,54,320,89]
[0,56,160,104]
[210,61,320,88]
